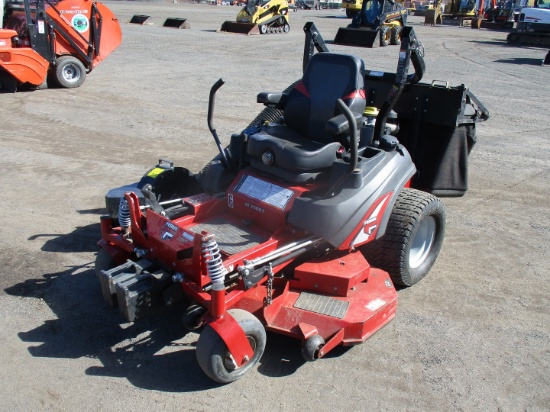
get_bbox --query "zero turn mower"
[96,23,488,383]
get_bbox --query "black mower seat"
[248,52,366,183]
[248,125,341,172]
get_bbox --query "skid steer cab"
[334,0,408,48]
[96,23,489,383]
[0,0,121,92]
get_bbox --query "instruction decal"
[235,175,293,210]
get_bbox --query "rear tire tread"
[361,189,446,287]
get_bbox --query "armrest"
[325,112,363,135]
[257,92,284,106]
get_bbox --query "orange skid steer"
[0,0,121,92]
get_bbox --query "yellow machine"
[443,0,476,18]
[341,0,363,18]
[342,0,411,18]
[219,0,290,35]
[334,0,408,47]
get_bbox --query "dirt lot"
[1,2,549,410]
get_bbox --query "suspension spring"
[118,196,131,229]
[201,235,226,284]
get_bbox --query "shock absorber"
[118,196,131,238]
[201,234,226,284]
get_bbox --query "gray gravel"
[1,2,549,410]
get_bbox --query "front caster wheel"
[302,334,325,362]
[196,309,266,383]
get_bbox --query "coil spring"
[118,196,131,229]
[201,236,225,284]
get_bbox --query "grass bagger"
[219,0,290,35]
[96,22,489,383]
[0,0,121,92]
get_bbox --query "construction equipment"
[342,0,412,18]
[507,2,550,46]
[443,0,476,19]
[413,2,434,16]
[424,0,442,24]
[334,0,408,47]
[219,0,290,35]
[96,22,488,383]
[480,0,516,27]
[0,0,121,92]
[341,0,364,17]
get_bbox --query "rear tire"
[361,189,446,287]
[53,56,86,88]
[196,309,266,383]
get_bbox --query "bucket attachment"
[333,27,380,48]
[129,14,151,25]
[163,18,189,29]
[219,21,260,35]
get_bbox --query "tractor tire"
[360,188,446,287]
[53,56,86,88]
[95,248,117,279]
[196,309,266,383]
[390,26,401,45]
[380,26,390,47]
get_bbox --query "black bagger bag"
[364,77,490,196]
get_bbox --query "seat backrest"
[283,52,366,145]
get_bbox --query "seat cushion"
[247,125,341,173]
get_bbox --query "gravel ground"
[1,2,549,411]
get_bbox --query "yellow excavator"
[219,0,290,35]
